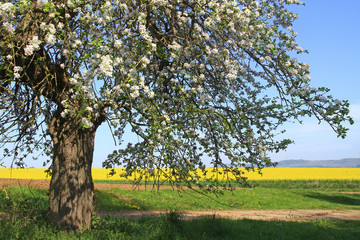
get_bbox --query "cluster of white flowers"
[99,55,113,77]
[69,77,78,85]
[0,2,13,15]
[45,34,56,45]
[40,22,57,45]
[114,39,122,49]
[145,87,155,98]
[263,56,272,62]
[72,39,82,48]
[81,117,94,128]
[169,41,182,52]
[224,59,239,82]
[60,109,71,118]
[138,13,153,44]
[3,21,14,33]
[150,0,168,6]
[24,36,42,56]
[13,66,23,79]
[0,3,15,33]
[130,85,140,99]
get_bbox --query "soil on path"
[99,209,360,221]
[2,178,360,222]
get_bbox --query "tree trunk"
[48,116,98,231]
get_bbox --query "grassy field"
[94,179,360,211]
[96,187,360,211]
[0,180,359,239]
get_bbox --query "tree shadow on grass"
[303,192,360,206]
[181,218,360,240]
[94,190,150,211]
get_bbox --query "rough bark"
[48,115,98,231]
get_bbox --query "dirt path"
[99,209,360,221]
[2,178,360,222]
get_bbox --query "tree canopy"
[1,0,353,181]
[0,0,353,230]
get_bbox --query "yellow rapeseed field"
[0,168,359,181]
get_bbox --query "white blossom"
[72,39,82,48]
[24,45,35,56]
[130,85,140,98]
[13,72,20,79]
[265,56,272,62]
[3,22,14,33]
[13,66,22,79]
[69,78,78,85]
[60,110,69,118]
[0,3,14,20]
[114,39,122,48]
[45,34,56,45]
[147,91,155,98]
[81,118,94,128]
[13,66,23,72]
[24,36,42,56]
[58,22,64,29]
[227,73,236,80]
[99,55,113,77]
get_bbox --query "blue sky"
[5,1,359,168]
[268,0,360,162]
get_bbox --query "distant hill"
[275,158,360,168]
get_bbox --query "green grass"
[183,218,360,240]
[96,187,360,211]
[0,212,359,240]
[247,180,360,190]
[1,180,360,239]
[2,181,360,213]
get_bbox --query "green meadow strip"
[2,183,360,214]
[97,187,360,211]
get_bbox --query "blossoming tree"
[0,0,352,230]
